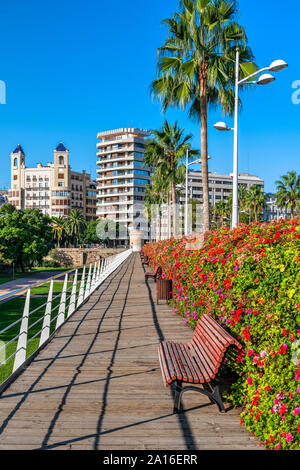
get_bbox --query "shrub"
[143,219,300,450]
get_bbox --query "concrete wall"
[49,248,126,267]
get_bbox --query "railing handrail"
[0,249,132,393]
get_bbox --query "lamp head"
[268,59,288,72]
[257,73,276,85]
[213,122,232,131]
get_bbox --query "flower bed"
[143,219,300,450]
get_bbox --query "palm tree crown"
[144,120,199,236]
[151,0,256,232]
[275,171,300,218]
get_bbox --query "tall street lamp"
[185,149,211,236]
[214,51,288,230]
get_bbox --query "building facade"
[180,170,264,206]
[264,193,291,221]
[96,128,151,245]
[8,143,97,220]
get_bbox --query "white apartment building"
[264,193,291,221]
[96,128,151,245]
[8,143,97,219]
[181,170,264,206]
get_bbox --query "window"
[58,156,64,165]
[58,173,64,179]
[133,170,149,176]
[133,178,148,185]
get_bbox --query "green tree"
[144,120,198,236]
[65,210,86,247]
[245,185,266,222]
[0,205,54,271]
[151,0,256,232]
[51,216,65,248]
[214,200,230,228]
[275,171,300,219]
[82,220,101,245]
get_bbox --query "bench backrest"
[190,314,242,375]
[155,266,162,278]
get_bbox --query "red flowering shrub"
[143,219,300,450]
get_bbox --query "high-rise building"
[8,143,97,220]
[96,128,151,245]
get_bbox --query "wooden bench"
[141,255,150,266]
[158,313,242,414]
[144,265,162,281]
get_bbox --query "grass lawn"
[0,292,71,385]
[30,280,80,296]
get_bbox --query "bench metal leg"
[173,382,226,414]
[173,380,183,414]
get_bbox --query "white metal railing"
[0,249,132,386]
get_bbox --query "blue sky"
[0,0,298,192]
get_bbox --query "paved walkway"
[0,254,261,450]
[0,271,66,300]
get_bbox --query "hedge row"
[143,219,300,450]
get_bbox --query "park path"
[0,254,261,450]
[0,271,66,300]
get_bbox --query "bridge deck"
[0,254,261,450]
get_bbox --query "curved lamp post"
[213,49,288,230]
[185,150,211,235]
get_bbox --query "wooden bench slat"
[173,343,194,383]
[187,342,213,383]
[181,344,203,384]
[158,344,174,387]
[190,338,220,378]
[166,342,183,381]
[160,342,176,385]
[193,327,225,359]
[201,316,231,348]
[205,315,242,349]
[193,326,226,365]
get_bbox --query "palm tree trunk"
[199,70,210,233]
[171,179,176,237]
[290,200,294,219]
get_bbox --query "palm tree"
[151,0,256,232]
[214,200,230,227]
[245,185,266,222]
[275,171,300,219]
[144,120,199,236]
[51,216,65,248]
[65,210,86,247]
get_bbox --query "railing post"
[84,264,92,300]
[67,270,78,318]
[77,266,86,308]
[13,289,31,373]
[56,273,68,330]
[90,262,97,293]
[39,280,53,347]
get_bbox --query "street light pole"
[185,149,189,236]
[213,55,287,230]
[232,47,240,230]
